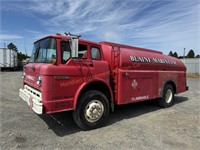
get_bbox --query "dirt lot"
[0,72,199,150]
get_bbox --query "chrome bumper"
[19,85,43,114]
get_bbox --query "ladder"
[111,46,120,100]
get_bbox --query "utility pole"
[183,48,186,58]
[4,42,6,49]
[24,38,27,55]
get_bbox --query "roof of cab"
[34,33,100,46]
[34,34,162,54]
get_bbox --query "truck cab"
[19,33,112,130]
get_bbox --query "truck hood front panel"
[23,63,43,90]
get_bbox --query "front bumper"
[19,85,43,114]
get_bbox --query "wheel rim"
[165,89,173,103]
[84,100,104,123]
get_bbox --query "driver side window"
[78,44,88,59]
[61,41,71,64]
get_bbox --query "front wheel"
[73,90,110,130]
[157,84,175,108]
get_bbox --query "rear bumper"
[19,85,43,114]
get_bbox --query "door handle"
[83,61,93,67]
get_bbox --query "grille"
[24,85,42,101]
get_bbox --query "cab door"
[87,45,110,82]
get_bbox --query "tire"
[157,84,174,108]
[73,90,110,130]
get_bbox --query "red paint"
[22,34,187,114]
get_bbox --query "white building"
[180,58,200,74]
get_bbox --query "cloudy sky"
[0,0,199,56]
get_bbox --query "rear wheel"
[73,90,109,130]
[157,84,174,108]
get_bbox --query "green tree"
[168,51,173,56]
[17,52,30,61]
[173,52,178,58]
[7,43,18,52]
[178,56,183,59]
[168,51,179,58]
[196,54,200,58]
[186,49,195,58]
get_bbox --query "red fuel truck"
[19,33,188,130]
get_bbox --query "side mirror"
[25,59,30,64]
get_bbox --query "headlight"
[36,75,42,86]
[22,72,26,79]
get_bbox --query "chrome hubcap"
[165,89,173,103]
[84,100,104,123]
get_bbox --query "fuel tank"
[100,42,186,71]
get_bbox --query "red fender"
[73,79,114,110]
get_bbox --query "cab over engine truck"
[19,33,188,130]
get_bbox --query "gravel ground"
[0,71,200,150]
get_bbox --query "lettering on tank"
[130,56,177,65]
[130,56,151,63]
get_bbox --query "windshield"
[30,37,56,63]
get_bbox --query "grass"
[186,73,200,78]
